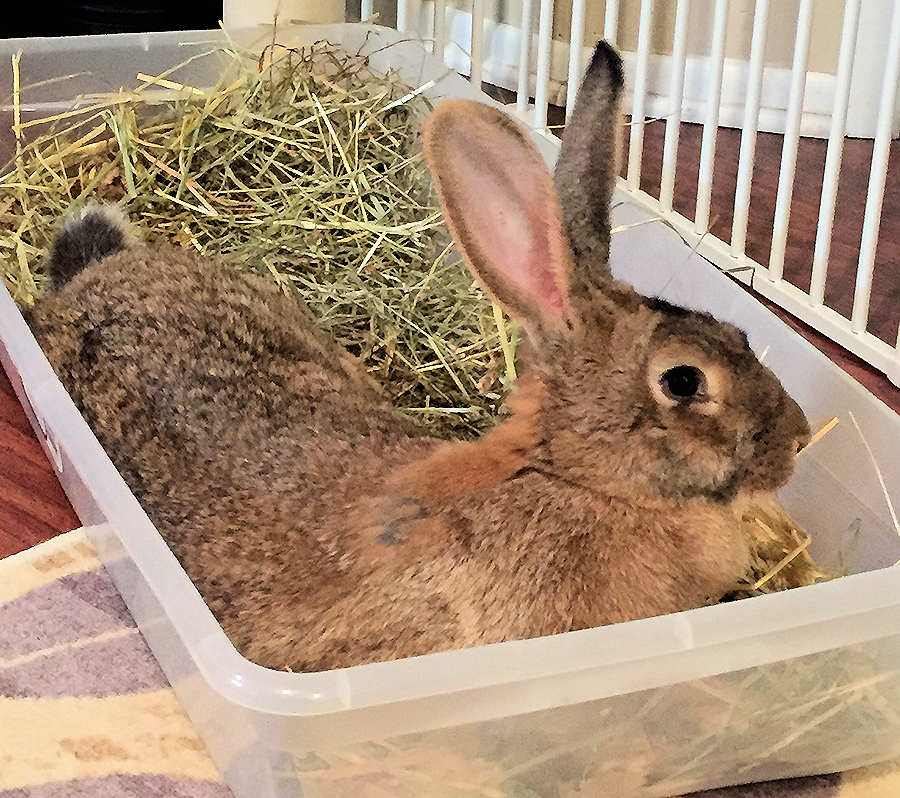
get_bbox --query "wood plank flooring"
[0,368,79,557]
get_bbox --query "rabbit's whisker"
[848,410,900,538]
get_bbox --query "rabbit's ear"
[423,99,573,332]
[554,41,624,291]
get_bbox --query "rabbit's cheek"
[664,416,737,478]
[734,435,756,466]
[653,438,741,500]
[673,435,731,478]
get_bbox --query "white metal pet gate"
[230,0,900,387]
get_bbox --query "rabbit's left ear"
[554,41,625,289]
[423,99,574,333]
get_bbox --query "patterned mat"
[1,529,897,798]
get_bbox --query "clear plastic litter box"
[1,22,899,798]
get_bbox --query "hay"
[729,494,837,600]
[1,32,841,597]
[1,37,513,438]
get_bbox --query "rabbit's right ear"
[554,41,625,291]
[423,99,574,335]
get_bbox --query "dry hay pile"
[2,38,514,439]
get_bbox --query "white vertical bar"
[809,0,862,306]
[767,0,814,280]
[730,0,770,256]
[847,2,894,139]
[533,0,555,129]
[360,0,374,22]
[694,0,729,234]
[470,0,485,88]
[604,0,620,44]
[895,342,900,391]
[659,0,691,213]
[433,0,447,57]
[851,0,900,333]
[626,0,654,191]
[517,0,535,114]
[396,0,409,31]
[565,0,588,118]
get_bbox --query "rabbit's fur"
[27,42,810,672]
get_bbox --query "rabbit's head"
[422,42,810,504]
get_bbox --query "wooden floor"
[1,113,898,559]
[0,368,79,557]
[623,121,899,347]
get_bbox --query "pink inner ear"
[446,126,570,323]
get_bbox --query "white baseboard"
[435,8,837,138]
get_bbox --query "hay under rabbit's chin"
[727,494,837,601]
[1,30,836,600]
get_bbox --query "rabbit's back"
[30,242,409,445]
[27,243,433,601]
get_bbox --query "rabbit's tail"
[45,202,134,290]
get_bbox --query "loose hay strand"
[751,529,812,591]
[798,416,840,456]
[135,72,208,96]
[12,52,23,174]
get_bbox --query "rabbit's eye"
[660,365,707,402]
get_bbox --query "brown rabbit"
[26,42,809,672]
